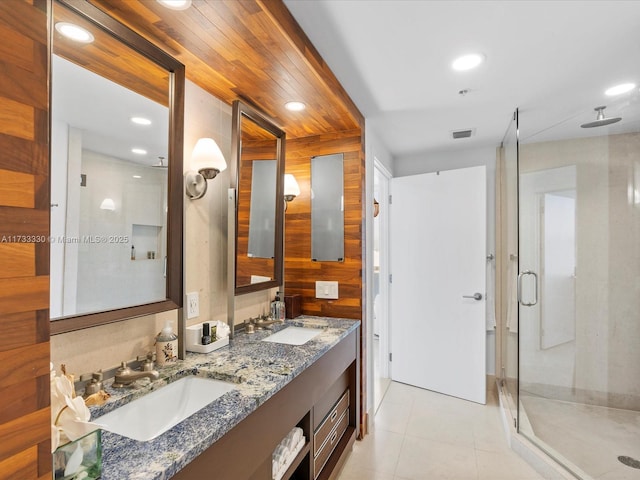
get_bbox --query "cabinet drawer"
[313,390,349,456]
[313,370,349,429]
[313,410,348,478]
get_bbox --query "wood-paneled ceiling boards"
[90,0,364,139]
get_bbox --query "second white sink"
[97,376,235,441]
[262,326,323,345]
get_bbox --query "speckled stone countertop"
[90,316,359,480]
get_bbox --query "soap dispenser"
[155,322,178,365]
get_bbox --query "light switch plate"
[315,281,339,299]
[186,292,199,319]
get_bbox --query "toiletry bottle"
[274,292,285,321]
[155,322,178,365]
[131,245,135,260]
[201,322,212,345]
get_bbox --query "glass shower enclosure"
[499,92,640,479]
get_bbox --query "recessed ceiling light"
[55,22,94,44]
[131,148,147,155]
[133,175,142,179]
[156,0,192,10]
[605,83,636,96]
[131,116,152,126]
[285,101,306,112]
[452,53,484,72]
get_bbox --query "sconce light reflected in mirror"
[373,198,380,217]
[100,198,115,211]
[185,137,227,200]
[284,174,300,211]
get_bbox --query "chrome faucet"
[251,314,284,330]
[112,361,159,388]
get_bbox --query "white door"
[390,166,487,404]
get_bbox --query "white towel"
[274,437,305,480]
[272,427,306,480]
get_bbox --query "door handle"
[462,293,482,301]
[517,270,538,306]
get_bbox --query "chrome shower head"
[581,106,622,128]
[152,156,168,168]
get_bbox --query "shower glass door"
[498,110,519,428]
[517,95,640,478]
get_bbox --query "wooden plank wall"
[284,129,367,434]
[0,1,51,479]
[284,129,364,320]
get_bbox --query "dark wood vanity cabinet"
[173,327,359,480]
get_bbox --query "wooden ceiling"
[88,0,363,139]
[54,2,170,106]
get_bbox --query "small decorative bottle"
[273,292,285,321]
[155,322,178,365]
[201,322,212,345]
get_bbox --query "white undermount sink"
[96,376,235,441]
[262,326,323,345]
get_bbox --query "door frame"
[373,159,392,409]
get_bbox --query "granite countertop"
[91,316,360,480]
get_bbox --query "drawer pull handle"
[330,409,338,422]
[330,430,338,445]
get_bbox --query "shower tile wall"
[519,133,640,411]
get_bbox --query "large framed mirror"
[230,100,285,296]
[50,0,184,334]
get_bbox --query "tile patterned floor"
[337,381,544,480]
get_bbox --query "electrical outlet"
[186,292,199,319]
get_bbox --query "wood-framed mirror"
[230,100,285,296]
[50,0,184,334]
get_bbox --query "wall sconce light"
[373,198,380,217]
[185,137,227,200]
[100,198,115,211]
[284,174,300,211]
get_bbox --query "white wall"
[394,146,497,375]
[50,120,68,317]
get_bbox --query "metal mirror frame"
[50,0,184,334]
[229,100,285,298]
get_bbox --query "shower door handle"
[517,270,538,306]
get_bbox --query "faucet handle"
[84,370,104,397]
[142,352,155,371]
[116,361,131,375]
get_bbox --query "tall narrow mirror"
[231,100,285,295]
[311,153,345,261]
[50,0,184,334]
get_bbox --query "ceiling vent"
[451,128,474,139]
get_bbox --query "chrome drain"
[618,456,640,469]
